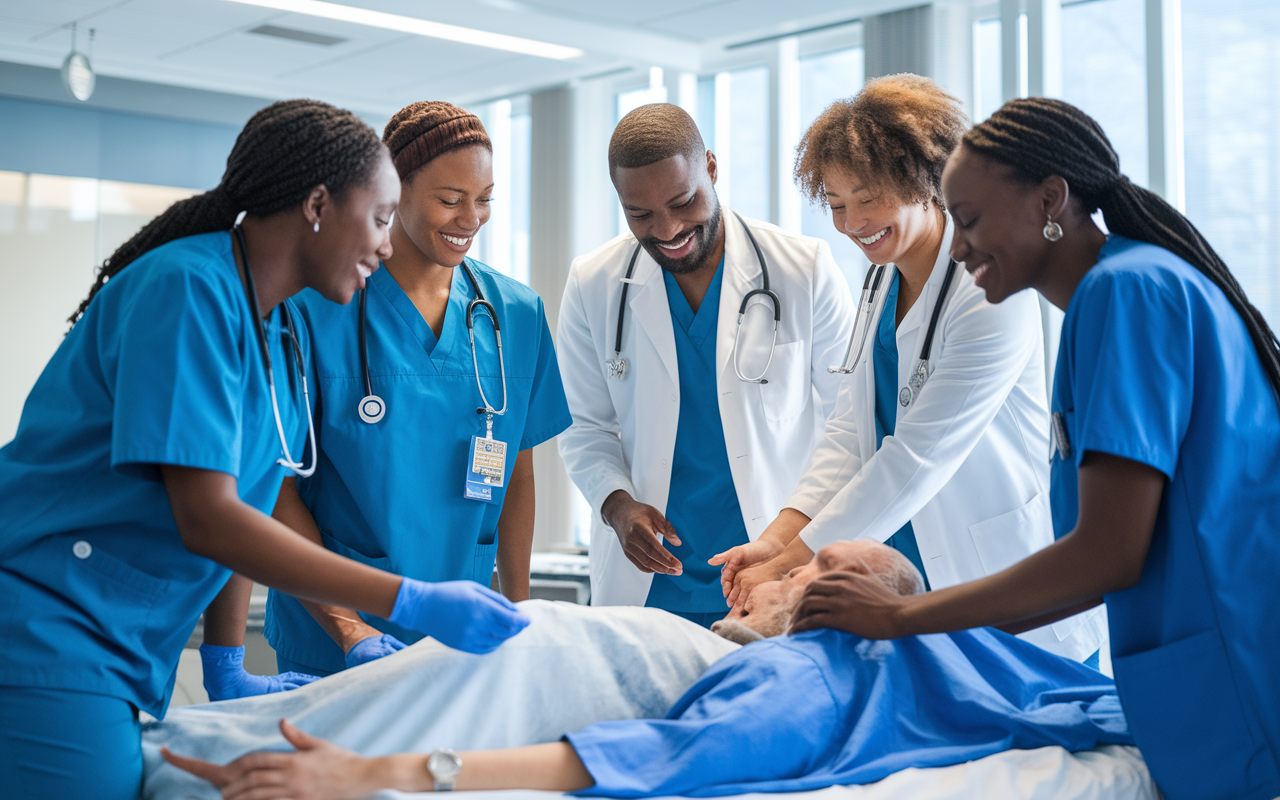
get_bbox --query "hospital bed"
[146,601,1157,800]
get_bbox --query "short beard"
[642,202,723,276]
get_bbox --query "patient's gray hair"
[871,548,926,598]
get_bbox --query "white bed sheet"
[144,601,1158,800]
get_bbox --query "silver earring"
[1043,216,1063,242]
[313,220,320,233]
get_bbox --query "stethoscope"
[606,211,781,383]
[828,257,960,408]
[232,223,317,477]
[357,260,508,433]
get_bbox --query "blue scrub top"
[646,259,750,615]
[1050,236,1280,800]
[872,272,930,590]
[0,232,309,717]
[266,258,571,673]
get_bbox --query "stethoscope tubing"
[828,257,960,402]
[232,224,317,477]
[611,210,780,384]
[357,260,507,424]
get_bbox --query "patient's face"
[719,540,894,639]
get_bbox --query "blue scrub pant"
[0,686,143,800]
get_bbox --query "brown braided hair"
[382,101,490,181]
[963,96,1280,402]
[69,98,386,325]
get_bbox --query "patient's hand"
[789,570,908,640]
[162,719,385,800]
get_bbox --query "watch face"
[428,749,462,782]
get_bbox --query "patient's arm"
[162,719,593,800]
[272,477,388,655]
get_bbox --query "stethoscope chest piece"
[358,394,386,424]
[606,357,628,380]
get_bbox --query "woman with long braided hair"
[791,97,1280,800]
[0,99,526,800]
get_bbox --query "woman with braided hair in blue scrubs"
[262,101,572,679]
[0,99,527,800]
[790,97,1280,800]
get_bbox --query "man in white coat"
[557,104,854,625]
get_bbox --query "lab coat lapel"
[627,250,680,391]
[857,267,893,465]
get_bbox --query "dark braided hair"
[965,96,1280,402]
[70,98,386,325]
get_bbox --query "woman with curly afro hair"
[712,75,1107,667]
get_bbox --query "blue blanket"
[569,627,1132,797]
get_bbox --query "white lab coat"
[788,218,1106,661]
[557,210,855,608]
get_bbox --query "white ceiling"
[0,0,908,114]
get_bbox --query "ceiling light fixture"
[61,23,96,102]
[224,0,583,60]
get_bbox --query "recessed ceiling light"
[224,0,583,60]
[248,24,348,46]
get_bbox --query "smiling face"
[716,540,923,639]
[301,151,399,304]
[613,152,723,275]
[941,144,1053,303]
[823,165,942,267]
[393,144,493,269]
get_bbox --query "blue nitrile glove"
[388,578,530,654]
[199,644,320,701]
[344,633,407,669]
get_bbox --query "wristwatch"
[427,748,463,791]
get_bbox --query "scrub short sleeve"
[1066,270,1193,479]
[110,265,246,482]
[518,298,573,451]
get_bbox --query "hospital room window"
[973,17,1004,123]
[1061,0,1149,189]
[473,95,532,286]
[1182,0,1280,329]
[713,66,771,222]
[798,46,869,291]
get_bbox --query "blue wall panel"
[0,95,238,189]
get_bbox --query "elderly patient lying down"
[160,541,1131,800]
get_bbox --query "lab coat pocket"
[1111,629,1278,799]
[755,340,809,422]
[968,492,1086,640]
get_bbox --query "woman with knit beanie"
[256,101,573,680]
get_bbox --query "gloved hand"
[199,644,320,701]
[344,633,407,669]
[388,578,530,654]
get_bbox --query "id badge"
[465,435,507,502]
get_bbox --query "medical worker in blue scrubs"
[259,101,572,678]
[0,100,527,800]
[791,98,1280,800]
